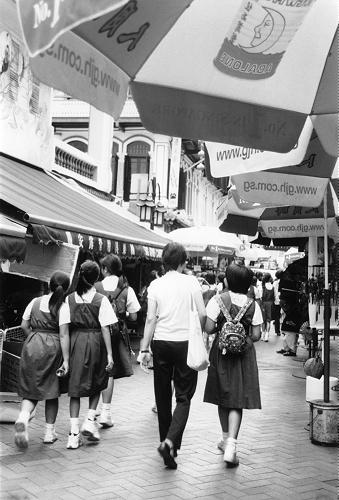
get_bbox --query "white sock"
[70,418,79,434]
[17,410,31,424]
[45,423,55,431]
[222,431,229,441]
[101,403,111,413]
[87,409,96,421]
[226,437,237,445]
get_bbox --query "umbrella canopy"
[209,126,339,240]
[167,226,243,254]
[14,0,338,153]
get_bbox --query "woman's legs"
[14,399,37,448]
[43,399,59,443]
[67,397,82,449]
[218,406,242,466]
[45,398,58,424]
[99,377,114,427]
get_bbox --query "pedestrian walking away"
[204,263,263,467]
[95,254,140,428]
[65,260,115,449]
[14,271,71,449]
[261,273,275,342]
[139,242,206,470]
[273,269,283,335]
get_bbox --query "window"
[124,141,150,201]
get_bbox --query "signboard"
[9,239,79,283]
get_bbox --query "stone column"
[88,106,114,192]
[115,152,125,200]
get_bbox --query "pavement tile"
[1,336,338,499]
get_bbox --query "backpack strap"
[234,299,253,322]
[215,294,233,322]
[215,294,253,323]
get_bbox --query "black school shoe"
[157,442,177,469]
[283,351,297,356]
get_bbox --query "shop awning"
[0,214,27,262]
[0,155,170,258]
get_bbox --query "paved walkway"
[1,335,338,500]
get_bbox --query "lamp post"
[137,178,166,230]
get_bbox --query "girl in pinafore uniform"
[14,271,70,449]
[204,263,263,467]
[65,260,116,450]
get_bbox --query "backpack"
[95,281,128,336]
[215,294,253,355]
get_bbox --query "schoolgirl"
[14,271,70,448]
[65,260,116,449]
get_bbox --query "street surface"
[1,335,338,500]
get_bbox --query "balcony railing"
[54,138,98,179]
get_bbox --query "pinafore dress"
[94,281,133,379]
[18,298,63,400]
[204,292,261,409]
[68,292,108,397]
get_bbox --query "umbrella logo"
[214,0,317,80]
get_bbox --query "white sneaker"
[223,438,239,467]
[43,429,58,444]
[99,412,114,428]
[14,421,28,449]
[67,432,83,449]
[81,419,100,441]
[217,439,225,452]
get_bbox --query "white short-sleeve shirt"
[22,293,69,326]
[206,291,263,326]
[147,271,202,341]
[64,288,117,327]
[101,276,141,314]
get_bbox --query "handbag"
[187,294,209,371]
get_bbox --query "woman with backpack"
[95,254,140,427]
[203,263,263,467]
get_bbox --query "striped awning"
[0,155,170,259]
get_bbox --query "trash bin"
[309,399,339,446]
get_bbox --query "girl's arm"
[101,325,113,371]
[59,324,70,373]
[205,317,217,335]
[20,319,31,337]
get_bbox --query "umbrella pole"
[323,186,330,403]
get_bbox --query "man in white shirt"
[139,243,206,469]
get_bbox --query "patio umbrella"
[167,226,243,255]
[14,0,338,153]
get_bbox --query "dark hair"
[99,254,122,276]
[205,272,216,285]
[256,271,263,280]
[251,275,258,286]
[217,272,225,283]
[76,260,100,296]
[262,273,272,284]
[275,269,284,279]
[226,263,254,294]
[162,243,187,272]
[48,271,70,318]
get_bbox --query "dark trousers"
[273,304,281,334]
[152,340,198,450]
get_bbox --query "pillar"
[88,106,114,192]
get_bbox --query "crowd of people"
[14,242,306,470]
